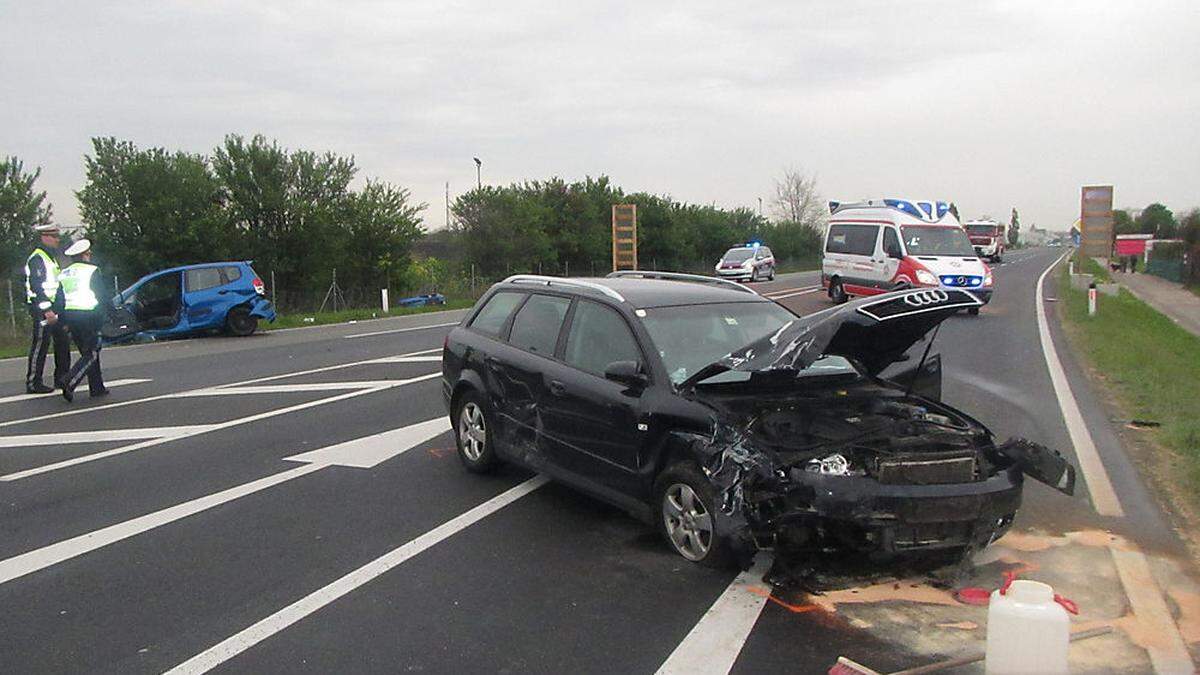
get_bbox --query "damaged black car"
[442,272,1075,568]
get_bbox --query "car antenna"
[905,322,942,398]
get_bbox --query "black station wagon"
[441,272,1074,567]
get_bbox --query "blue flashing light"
[918,202,933,218]
[746,241,762,248]
[884,199,924,220]
[936,202,951,218]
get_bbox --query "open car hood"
[683,288,983,387]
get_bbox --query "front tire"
[225,307,258,336]
[654,463,736,568]
[968,306,981,316]
[768,267,776,281]
[454,392,499,473]
[829,278,848,304]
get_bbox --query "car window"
[186,268,223,292]
[222,266,243,283]
[826,224,880,256]
[883,228,903,257]
[469,291,524,338]
[721,249,754,262]
[761,247,772,257]
[564,301,642,376]
[508,294,571,356]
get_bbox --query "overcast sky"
[3,0,1198,231]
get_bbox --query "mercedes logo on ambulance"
[902,289,950,307]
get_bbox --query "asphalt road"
[1,252,1195,674]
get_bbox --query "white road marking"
[343,321,460,339]
[365,355,443,363]
[764,286,822,300]
[0,425,215,448]
[172,382,410,396]
[1034,250,1123,517]
[0,348,441,430]
[165,475,549,674]
[284,418,451,468]
[1110,548,1196,674]
[0,417,455,587]
[0,379,151,405]
[1035,251,1193,673]
[0,373,441,481]
[655,555,772,675]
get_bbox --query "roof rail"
[502,275,625,302]
[605,270,757,295]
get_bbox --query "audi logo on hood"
[902,289,950,307]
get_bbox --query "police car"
[714,243,775,282]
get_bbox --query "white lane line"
[761,285,818,299]
[0,348,441,430]
[0,417,455,586]
[1109,548,1196,674]
[0,425,215,448]
[0,379,151,405]
[0,373,441,481]
[655,555,772,675]
[344,321,460,339]
[166,475,549,675]
[1034,250,1123,517]
[172,382,410,396]
[366,355,443,363]
[765,287,822,301]
[1035,252,1193,673]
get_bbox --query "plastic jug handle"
[999,570,1017,595]
[1054,594,1080,615]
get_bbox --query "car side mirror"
[604,361,648,389]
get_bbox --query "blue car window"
[186,268,223,292]
[222,266,243,284]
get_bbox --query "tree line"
[3,137,426,295]
[448,173,826,279]
[1114,202,1200,244]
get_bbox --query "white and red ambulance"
[821,199,993,315]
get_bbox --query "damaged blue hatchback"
[441,272,1075,567]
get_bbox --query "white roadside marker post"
[381,288,389,314]
[1088,281,1097,316]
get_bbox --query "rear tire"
[454,391,499,473]
[968,307,981,316]
[829,278,848,304]
[225,307,258,337]
[654,462,737,568]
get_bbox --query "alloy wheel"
[662,483,713,561]
[459,402,487,461]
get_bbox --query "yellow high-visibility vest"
[24,247,60,309]
[60,263,100,311]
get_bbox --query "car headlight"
[984,270,994,287]
[915,269,938,286]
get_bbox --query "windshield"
[696,354,860,385]
[966,225,999,237]
[721,249,755,262]
[901,226,976,257]
[639,302,796,385]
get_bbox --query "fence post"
[7,279,15,336]
[270,270,277,309]
[470,264,476,293]
[564,261,569,277]
[590,261,595,277]
[381,288,389,313]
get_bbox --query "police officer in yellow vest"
[58,239,109,402]
[24,223,71,394]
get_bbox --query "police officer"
[58,239,109,402]
[24,223,70,394]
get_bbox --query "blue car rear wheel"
[225,306,258,337]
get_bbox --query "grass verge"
[1057,256,1200,509]
[267,299,474,330]
[0,334,26,360]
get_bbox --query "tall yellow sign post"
[1080,186,1114,259]
[612,204,638,271]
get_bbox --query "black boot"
[26,383,54,394]
[61,386,73,403]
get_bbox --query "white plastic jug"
[985,580,1070,674]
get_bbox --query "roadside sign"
[1080,186,1114,258]
[612,204,638,271]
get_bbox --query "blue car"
[106,261,276,341]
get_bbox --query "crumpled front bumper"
[760,465,1023,554]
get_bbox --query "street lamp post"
[473,157,482,189]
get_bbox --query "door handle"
[548,380,567,397]
[217,290,229,295]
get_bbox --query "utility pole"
[473,157,482,189]
[758,197,763,216]
[445,182,451,229]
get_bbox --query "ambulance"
[821,199,993,315]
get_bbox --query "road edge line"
[165,475,550,674]
[1034,249,1124,517]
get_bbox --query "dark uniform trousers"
[61,311,105,395]
[26,305,71,390]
